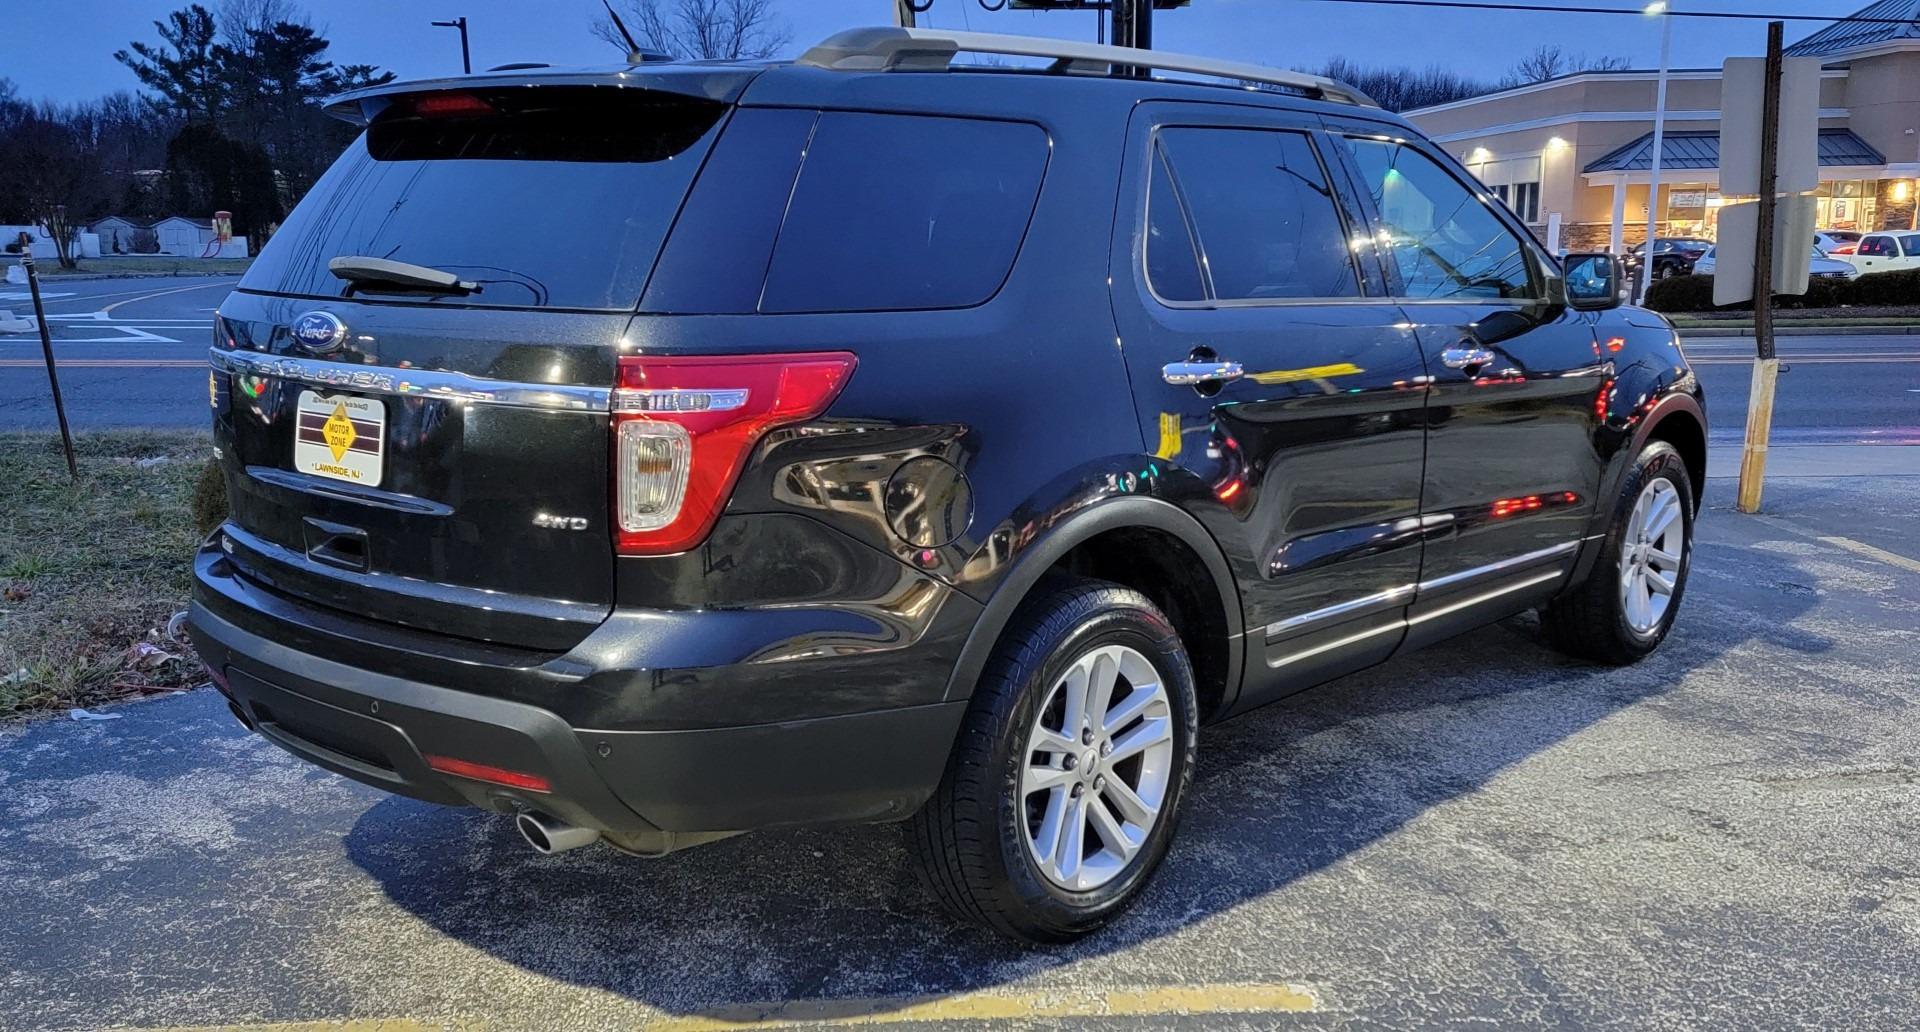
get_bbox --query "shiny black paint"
[194,63,1707,840]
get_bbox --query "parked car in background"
[1622,237,1714,283]
[1693,243,1859,280]
[1844,232,1920,275]
[190,27,1706,944]
[1815,229,1863,256]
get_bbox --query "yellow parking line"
[1750,514,1920,574]
[641,983,1322,1030]
[119,984,1320,1032]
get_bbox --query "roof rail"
[796,26,1378,108]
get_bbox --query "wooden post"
[22,252,79,480]
[1735,20,1784,515]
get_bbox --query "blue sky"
[3,0,1876,105]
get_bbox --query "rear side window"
[1145,148,1205,302]
[758,113,1048,313]
[241,87,727,310]
[645,111,1048,314]
[1860,236,1894,257]
[1339,137,1536,300]
[1154,127,1360,301]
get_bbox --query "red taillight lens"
[410,92,494,118]
[612,352,856,556]
[424,754,551,793]
[1831,245,1856,255]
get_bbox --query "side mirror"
[1563,252,1622,311]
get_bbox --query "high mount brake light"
[612,353,856,556]
[410,92,494,118]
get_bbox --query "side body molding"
[940,495,1246,719]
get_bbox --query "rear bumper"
[190,548,968,848]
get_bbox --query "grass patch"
[0,431,213,719]
[13,256,252,277]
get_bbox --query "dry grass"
[0,431,211,718]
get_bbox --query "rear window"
[643,111,1049,314]
[241,87,728,310]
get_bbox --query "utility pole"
[432,17,471,74]
[1111,0,1152,76]
[1735,20,1785,514]
[1640,0,1673,302]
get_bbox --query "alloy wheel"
[1620,478,1685,635]
[1020,644,1174,892]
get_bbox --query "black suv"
[190,28,1705,943]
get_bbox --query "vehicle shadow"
[344,532,1828,1016]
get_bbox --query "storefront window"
[1817,180,1877,231]
[1465,155,1543,223]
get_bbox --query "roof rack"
[796,27,1378,108]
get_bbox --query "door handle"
[1439,346,1496,369]
[1162,361,1244,386]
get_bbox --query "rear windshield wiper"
[328,256,480,297]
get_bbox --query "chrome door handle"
[1162,361,1245,386]
[1439,346,1496,369]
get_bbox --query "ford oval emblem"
[291,311,347,354]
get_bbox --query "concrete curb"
[1677,324,1920,338]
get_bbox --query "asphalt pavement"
[3,476,1918,1030]
[3,276,1919,446]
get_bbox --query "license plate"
[294,390,385,486]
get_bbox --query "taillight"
[1831,245,1856,255]
[612,352,856,556]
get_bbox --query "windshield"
[241,87,728,310]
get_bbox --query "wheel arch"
[942,495,1245,723]
[1570,389,1707,587]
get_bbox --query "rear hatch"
[211,72,754,651]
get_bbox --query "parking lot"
[4,465,1917,1030]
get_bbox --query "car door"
[1109,103,1432,711]
[1899,233,1920,272]
[1326,131,1610,650]
[1853,234,1898,273]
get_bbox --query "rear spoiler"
[322,66,764,125]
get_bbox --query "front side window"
[1340,137,1536,300]
[1153,127,1360,301]
[1900,234,1920,256]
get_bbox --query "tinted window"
[1901,234,1920,256]
[1340,138,1535,300]
[1157,127,1359,300]
[1145,147,1205,302]
[242,87,727,310]
[1860,236,1894,257]
[641,108,816,314]
[757,113,1048,313]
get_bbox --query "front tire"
[1541,441,1694,664]
[908,577,1198,943]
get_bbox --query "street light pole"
[1640,0,1673,301]
[432,17,471,74]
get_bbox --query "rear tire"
[908,576,1198,943]
[1541,441,1694,664]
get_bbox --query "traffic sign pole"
[1735,21,1784,515]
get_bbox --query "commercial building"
[1404,0,1920,251]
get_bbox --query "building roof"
[1785,0,1920,59]
[1582,128,1886,174]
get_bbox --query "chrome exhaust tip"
[515,811,601,854]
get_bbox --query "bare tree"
[1507,44,1631,85]
[216,0,303,52]
[592,0,791,61]
[1306,58,1494,112]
